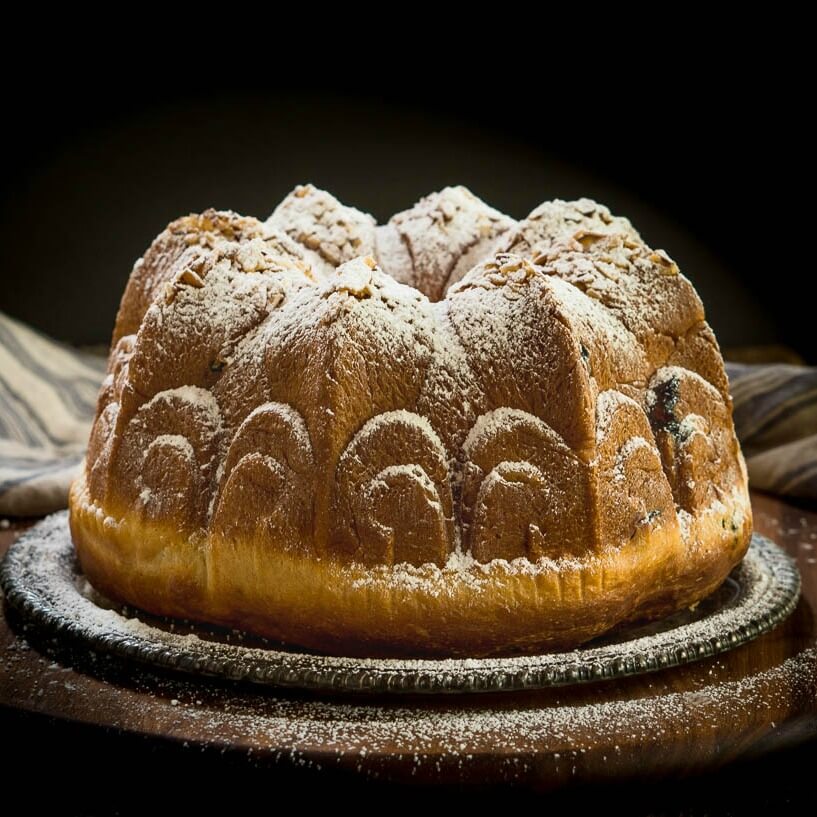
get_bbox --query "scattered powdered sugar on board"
[3,583,814,783]
[2,513,808,784]
[160,646,817,758]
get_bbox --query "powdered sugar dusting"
[79,185,751,655]
[344,410,448,468]
[595,390,643,444]
[2,513,799,702]
[613,437,654,482]
[539,233,703,359]
[382,186,516,301]
[349,534,587,596]
[653,365,708,388]
[268,184,377,275]
[95,234,745,571]
[679,413,707,440]
[149,434,195,458]
[498,197,641,261]
[149,387,222,432]
[463,407,553,455]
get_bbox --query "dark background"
[1,40,815,815]
[0,57,811,361]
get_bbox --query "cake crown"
[86,186,742,572]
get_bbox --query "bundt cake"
[68,184,752,658]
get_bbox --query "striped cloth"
[0,310,815,516]
[728,363,817,501]
[0,312,106,516]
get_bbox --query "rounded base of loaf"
[69,472,752,658]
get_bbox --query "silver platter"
[0,512,801,695]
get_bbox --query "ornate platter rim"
[0,512,801,695]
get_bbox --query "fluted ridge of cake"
[84,188,742,573]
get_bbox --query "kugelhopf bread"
[69,185,751,658]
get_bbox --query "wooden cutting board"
[2,490,816,789]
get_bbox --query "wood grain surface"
[1,490,816,793]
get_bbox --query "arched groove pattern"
[87,401,120,502]
[646,367,741,514]
[140,435,201,520]
[461,408,591,561]
[333,410,454,567]
[594,390,676,543]
[111,386,224,525]
[210,402,315,549]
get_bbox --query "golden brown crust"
[376,186,516,301]
[112,210,271,346]
[70,473,750,658]
[267,184,377,275]
[498,197,640,258]
[70,188,753,658]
